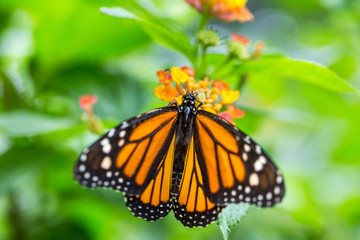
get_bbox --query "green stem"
[195,45,208,79]
[199,14,211,30]
[192,15,212,76]
[236,74,249,90]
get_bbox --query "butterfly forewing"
[73,107,178,195]
[195,110,285,207]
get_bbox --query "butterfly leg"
[196,101,203,109]
[168,101,178,107]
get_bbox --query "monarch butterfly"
[73,91,285,228]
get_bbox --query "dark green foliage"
[0,0,360,239]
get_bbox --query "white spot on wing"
[119,130,126,138]
[121,121,129,129]
[108,128,115,137]
[101,156,112,170]
[118,139,125,147]
[244,144,251,152]
[255,145,262,154]
[249,173,259,186]
[242,152,248,161]
[266,192,272,200]
[80,154,87,162]
[100,138,109,146]
[79,165,86,172]
[259,155,267,164]
[274,186,280,195]
[102,144,111,154]
[254,160,263,172]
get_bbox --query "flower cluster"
[227,33,265,60]
[155,66,244,124]
[79,95,98,116]
[79,95,104,134]
[186,0,253,23]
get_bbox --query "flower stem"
[236,74,249,90]
[199,14,211,30]
[197,45,209,78]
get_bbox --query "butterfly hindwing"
[194,110,285,207]
[173,137,225,228]
[73,106,178,195]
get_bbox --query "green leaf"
[217,203,249,240]
[99,7,139,20]
[235,57,357,93]
[100,6,195,61]
[0,110,76,137]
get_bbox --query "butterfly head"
[178,92,200,128]
[179,91,198,112]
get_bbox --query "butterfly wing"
[73,106,178,196]
[194,110,285,207]
[173,136,225,228]
[124,134,176,221]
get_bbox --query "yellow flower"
[220,90,240,104]
[171,67,190,83]
[212,0,247,9]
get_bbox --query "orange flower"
[226,104,245,119]
[212,80,230,91]
[155,85,179,102]
[79,95,98,115]
[156,70,172,84]
[186,0,253,23]
[218,104,245,124]
[79,95,104,134]
[231,33,250,45]
[252,41,265,60]
[181,66,196,77]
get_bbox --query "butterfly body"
[74,92,285,228]
[171,93,199,199]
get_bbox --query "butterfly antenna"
[180,81,187,91]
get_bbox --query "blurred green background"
[1,0,360,239]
